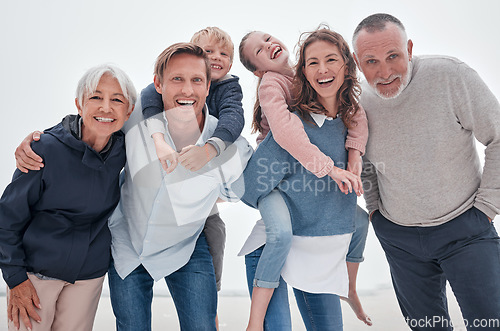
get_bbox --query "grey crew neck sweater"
[361,55,500,226]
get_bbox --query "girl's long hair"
[292,26,361,129]
[239,31,264,134]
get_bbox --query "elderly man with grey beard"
[353,13,500,330]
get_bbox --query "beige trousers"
[7,274,104,331]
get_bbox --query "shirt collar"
[309,112,335,128]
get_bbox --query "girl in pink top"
[239,31,371,330]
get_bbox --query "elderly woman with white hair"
[0,64,136,331]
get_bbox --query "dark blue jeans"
[245,246,343,331]
[108,233,217,331]
[372,207,500,330]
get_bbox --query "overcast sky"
[1,0,499,293]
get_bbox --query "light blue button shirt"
[109,100,252,281]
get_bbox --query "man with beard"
[353,13,500,330]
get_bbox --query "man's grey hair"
[352,13,407,53]
[76,64,137,111]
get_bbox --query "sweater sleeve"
[141,83,165,133]
[0,149,44,288]
[139,83,166,137]
[259,73,334,178]
[361,158,380,214]
[211,79,245,145]
[145,117,166,137]
[345,105,368,155]
[454,64,500,219]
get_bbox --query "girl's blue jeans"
[245,246,343,330]
[254,189,293,288]
[255,190,369,288]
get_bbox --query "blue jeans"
[108,233,217,331]
[346,205,369,263]
[255,184,368,288]
[245,246,343,331]
[372,207,500,331]
[255,189,293,288]
[293,289,343,331]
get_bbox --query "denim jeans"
[108,233,217,331]
[372,207,500,331]
[346,205,369,263]
[245,246,343,331]
[257,198,368,289]
[293,288,343,331]
[255,189,293,288]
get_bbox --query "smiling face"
[154,52,210,125]
[242,31,291,76]
[196,35,232,82]
[76,74,132,149]
[354,23,413,99]
[303,40,346,112]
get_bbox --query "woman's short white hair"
[76,64,137,111]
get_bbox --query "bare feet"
[341,291,372,326]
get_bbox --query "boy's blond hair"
[191,27,234,61]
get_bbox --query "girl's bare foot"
[341,291,372,326]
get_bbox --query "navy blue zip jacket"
[0,115,125,289]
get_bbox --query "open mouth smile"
[271,45,282,59]
[94,117,115,123]
[176,99,195,106]
[318,77,335,85]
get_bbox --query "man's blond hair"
[154,42,211,84]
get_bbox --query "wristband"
[206,138,222,156]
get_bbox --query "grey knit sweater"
[361,55,500,226]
